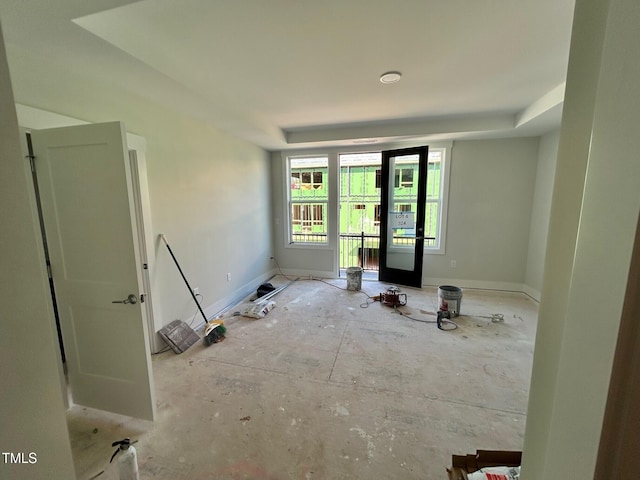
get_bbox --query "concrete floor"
[67,277,538,480]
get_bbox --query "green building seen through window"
[287,150,445,254]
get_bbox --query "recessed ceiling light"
[380,71,402,84]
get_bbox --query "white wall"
[524,130,560,300]
[0,22,76,480]
[144,107,273,337]
[423,137,539,290]
[270,150,338,278]
[522,0,640,477]
[5,39,273,350]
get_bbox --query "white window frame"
[424,147,450,255]
[282,144,450,255]
[286,155,330,246]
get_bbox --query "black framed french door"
[378,146,428,288]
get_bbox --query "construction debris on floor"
[239,300,276,319]
[157,320,200,354]
[67,277,538,480]
[446,450,522,480]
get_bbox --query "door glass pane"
[386,153,419,270]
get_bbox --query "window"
[292,204,325,227]
[291,170,324,190]
[284,147,449,254]
[288,156,329,244]
[374,204,381,225]
[394,168,414,188]
[424,148,449,253]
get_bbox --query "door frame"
[594,210,640,477]
[17,105,160,351]
[379,146,429,288]
[17,107,161,411]
[126,143,163,354]
[30,121,156,419]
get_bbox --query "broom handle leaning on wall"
[159,234,209,326]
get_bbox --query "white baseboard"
[522,284,541,302]
[278,268,337,279]
[422,277,525,293]
[275,271,534,295]
[191,269,278,332]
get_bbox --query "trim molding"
[279,268,336,279]
[522,284,541,302]
[422,277,525,293]
[180,268,278,336]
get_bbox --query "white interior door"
[32,121,156,421]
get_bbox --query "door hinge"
[46,263,53,280]
[27,155,36,173]
[143,263,148,270]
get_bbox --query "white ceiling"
[0,0,575,151]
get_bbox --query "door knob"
[112,294,138,305]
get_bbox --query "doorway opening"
[26,132,67,368]
[338,152,382,279]
[25,122,156,421]
[378,146,428,288]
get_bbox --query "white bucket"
[346,266,363,291]
[438,285,462,317]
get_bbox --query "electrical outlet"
[226,272,231,282]
[193,287,199,295]
[451,260,457,268]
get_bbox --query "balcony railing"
[290,232,436,271]
[340,232,381,271]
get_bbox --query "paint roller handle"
[159,233,209,325]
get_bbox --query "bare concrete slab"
[66,277,537,480]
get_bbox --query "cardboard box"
[446,450,522,480]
